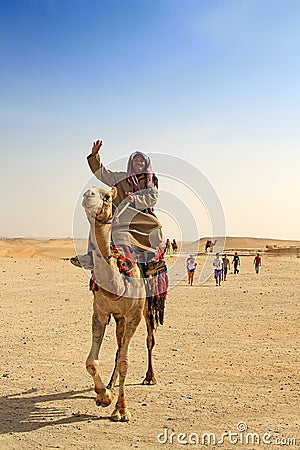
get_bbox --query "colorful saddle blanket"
[89,244,168,327]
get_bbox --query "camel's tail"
[146,268,168,329]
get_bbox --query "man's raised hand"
[91,139,103,156]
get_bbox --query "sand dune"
[0,237,299,259]
[0,238,83,259]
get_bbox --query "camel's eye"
[104,194,110,202]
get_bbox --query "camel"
[82,186,159,422]
[205,239,217,253]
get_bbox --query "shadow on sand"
[0,382,148,434]
[0,387,109,434]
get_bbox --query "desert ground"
[0,238,299,449]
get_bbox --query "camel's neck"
[93,222,126,296]
[94,223,112,261]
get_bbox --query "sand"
[0,238,299,449]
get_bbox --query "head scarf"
[126,151,157,192]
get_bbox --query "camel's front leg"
[86,311,113,407]
[142,310,157,385]
[111,312,143,422]
[106,316,125,392]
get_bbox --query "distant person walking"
[165,239,171,255]
[253,253,262,274]
[222,254,231,281]
[186,254,197,286]
[232,252,240,274]
[171,239,178,254]
[213,252,223,286]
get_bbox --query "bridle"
[93,199,129,226]
[94,215,113,225]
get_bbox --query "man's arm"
[130,186,159,209]
[87,139,126,186]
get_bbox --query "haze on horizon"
[0,1,299,241]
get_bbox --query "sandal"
[70,254,93,270]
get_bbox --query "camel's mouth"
[85,201,110,218]
[82,189,101,211]
[82,188,113,220]
[83,199,100,214]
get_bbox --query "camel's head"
[82,187,117,222]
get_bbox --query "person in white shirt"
[186,254,197,286]
[213,252,223,286]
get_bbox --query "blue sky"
[0,0,299,239]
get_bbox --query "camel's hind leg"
[111,313,143,422]
[86,311,113,407]
[142,308,157,385]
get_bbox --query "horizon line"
[1,235,300,242]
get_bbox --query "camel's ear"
[111,186,118,200]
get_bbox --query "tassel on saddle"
[89,273,99,292]
[145,266,168,329]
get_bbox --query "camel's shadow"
[0,387,108,434]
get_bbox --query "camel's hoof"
[96,398,111,407]
[111,409,131,422]
[95,389,113,407]
[142,377,157,385]
[121,412,131,422]
[110,413,121,422]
